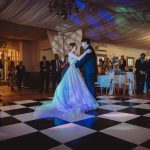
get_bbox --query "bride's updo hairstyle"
[69,43,76,51]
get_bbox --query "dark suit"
[50,59,62,92]
[135,59,147,94]
[75,46,97,98]
[0,59,3,69]
[119,59,126,72]
[0,59,3,83]
[40,60,50,92]
[16,64,25,90]
[146,60,150,91]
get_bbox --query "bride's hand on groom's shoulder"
[86,49,92,53]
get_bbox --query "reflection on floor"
[0,92,150,150]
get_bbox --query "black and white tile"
[0,96,150,150]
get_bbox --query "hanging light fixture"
[49,0,79,20]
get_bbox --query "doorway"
[0,48,20,81]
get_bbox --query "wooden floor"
[0,86,53,103]
[0,85,150,103]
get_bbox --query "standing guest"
[0,59,3,96]
[0,59,3,83]
[61,55,69,79]
[119,55,126,72]
[135,53,147,94]
[102,57,108,69]
[146,58,150,94]
[40,56,50,93]
[16,61,25,90]
[50,54,62,92]
[8,61,16,91]
[98,58,103,74]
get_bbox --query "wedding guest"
[102,57,109,69]
[40,56,50,93]
[16,61,25,90]
[135,53,147,94]
[128,66,134,72]
[119,55,126,72]
[0,59,3,96]
[61,55,69,79]
[114,63,121,75]
[146,58,150,94]
[8,61,16,91]
[104,66,109,75]
[98,58,103,74]
[50,54,62,92]
[0,59,3,83]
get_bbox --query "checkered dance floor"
[0,96,150,150]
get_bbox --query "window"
[0,48,20,81]
[126,57,134,67]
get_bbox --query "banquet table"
[97,73,135,95]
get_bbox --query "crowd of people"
[39,54,69,93]
[7,59,25,91]
[98,55,128,75]
[0,47,149,96]
[97,53,150,94]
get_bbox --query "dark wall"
[23,72,40,89]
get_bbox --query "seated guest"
[135,53,147,94]
[99,68,105,75]
[128,66,134,72]
[114,63,121,75]
[104,67,109,75]
[102,57,108,69]
[61,55,69,79]
[147,58,150,94]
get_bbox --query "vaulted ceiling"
[0,0,150,49]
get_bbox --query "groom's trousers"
[84,73,96,98]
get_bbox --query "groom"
[75,38,98,98]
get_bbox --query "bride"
[35,43,98,117]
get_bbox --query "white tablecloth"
[97,73,135,95]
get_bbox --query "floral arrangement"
[112,56,119,64]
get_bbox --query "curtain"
[47,29,82,59]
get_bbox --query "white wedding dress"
[35,52,98,118]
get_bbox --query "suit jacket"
[119,59,126,71]
[75,45,98,75]
[50,59,62,73]
[147,61,150,75]
[0,59,3,69]
[40,60,50,72]
[16,64,25,76]
[135,59,147,75]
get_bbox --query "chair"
[124,72,135,95]
[108,72,115,95]
[97,75,109,95]
[115,75,126,95]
